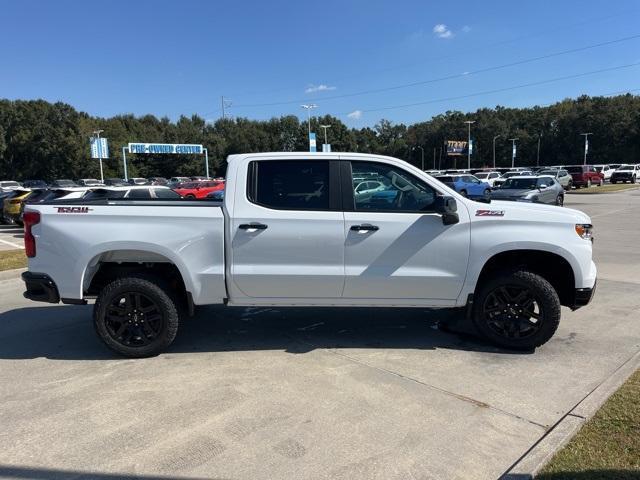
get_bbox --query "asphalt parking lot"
[1,191,639,480]
[0,224,23,251]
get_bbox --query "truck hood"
[472,199,591,224]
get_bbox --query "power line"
[225,33,640,109]
[338,62,640,115]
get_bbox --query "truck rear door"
[228,157,345,299]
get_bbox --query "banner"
[446,140,467,156]
[309,132,317,153]
[90,137,109,159]
[128,143,203,154]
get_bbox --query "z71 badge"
[476,209,505,217]
[56,206,93,214]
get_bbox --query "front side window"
[351,161,437,212]
[252,160,330,210]
[127,189,152,199]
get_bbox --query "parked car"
[474,171,502,187]
[173,180,225,199]
[610,164,640,184]
[491,176,564,206]
[50,179,78,188]
[148,177,168,185]
[492,171,533,188]
[22,180,48,189]
[0,180,22,192]
[538,169,573,190]
[77,178,104,186]
[46,187,92,202]
[593,165,614,181]
[190,176,208,181]
[565,165,603,188]
[2,189,32,224]
[104,178,128,186]
[609,164,622,170]
[21,151,596,357]
[353,180,387,202]
[127,178,149,185]
[434,175,491,201]
[0,190,19,221]
[81,186,181,200]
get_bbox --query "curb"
[502,349,640,479]
[0,268,26,282]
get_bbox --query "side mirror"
[539,184,547,189]
[434,196,459,225]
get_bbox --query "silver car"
[491,175,565,206]
[538,169,573,190]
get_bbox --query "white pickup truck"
[21,152,597,357]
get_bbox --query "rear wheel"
[597,178,603,187]
[94,276,180,357]
[612,180,617,184]
[472,270,561,350]
[185,194,196,199]
[633,176,637,184]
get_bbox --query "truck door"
[229,158,345,299]
[342,159,470,302]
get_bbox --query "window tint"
[127,189,152,199]
[253,160,330,210]
[351,161,436,212]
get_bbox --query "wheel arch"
[474,249,575,307]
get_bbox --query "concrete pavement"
[0,191,639,479]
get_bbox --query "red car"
[565,165,604,188]
[173,180,225,199]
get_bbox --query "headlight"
[575,223,594,240]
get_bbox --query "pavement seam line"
[313,343,548,430]
[501,348,640,478]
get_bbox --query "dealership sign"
[446,140,467,156]
[128,143,203,154]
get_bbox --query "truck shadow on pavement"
[0,304,533,360]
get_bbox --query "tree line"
[0,93,638,180]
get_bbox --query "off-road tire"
[473,270,561,350]
[94,276,180,357]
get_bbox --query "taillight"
[23,211,40,258]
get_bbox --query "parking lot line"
[0,238,23,249]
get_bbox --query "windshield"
[501,172,521,179]
[501,178,538,189]
[0,181,20,187]
[475,173,489,179]
[617,165,634,171]
[539,170,557,175]
[566,167,583,173]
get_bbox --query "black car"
[50,179,77,187]
[22,180,48,189]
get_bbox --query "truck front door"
[341,159,470,302]
[229,158,345,299]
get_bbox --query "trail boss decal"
[476,209,505,217]
[56,207,93,214]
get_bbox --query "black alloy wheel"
[482,285,542,341]
[104,292,164,348]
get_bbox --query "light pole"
[301,104,317,151]
[580,132,592,165]
[509,138,519,168]
[92,129,105,183]
[492,135,501,169]
[464,120,475,170]
[536,132,543,167]
[320,124,331,151]
[412,146,425,170]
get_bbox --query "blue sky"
[1,0,639,127]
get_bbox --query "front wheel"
[597,178,603,187]
[586,179,592,188]
[460,189,468,198]
[634,176,637,184]
[483,188,491,201]
[555,195,564,206]
[472,270,561,350]
[612,180,617,184]
[94,276,180,357]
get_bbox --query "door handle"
[239,223,268,230]
[350,224,379,231]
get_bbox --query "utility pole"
[220,96,232,120]
[92,129,104,183]
[433,147,436,170]
[580,132,592,165]
[509,138,519,168]
[412,145,424,170]
[464,120,475,170]
[492,135,501,169]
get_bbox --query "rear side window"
[127,189,152,199]
[154,188,180,199]
[251,160,330,210]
